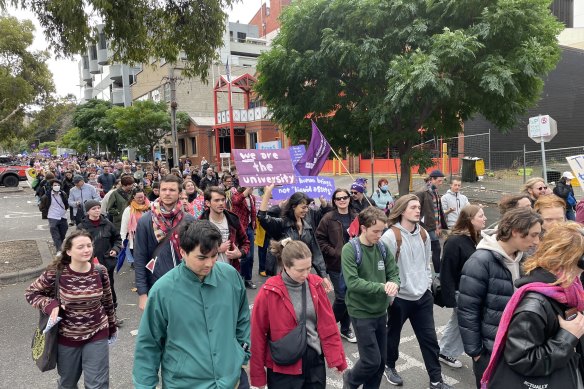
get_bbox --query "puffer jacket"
[553,179,575,210]
[250,274,347,387]
[457,233,522,357]
[488,268,584,388]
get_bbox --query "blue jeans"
[240,226,255,281]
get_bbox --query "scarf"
[127,199,151,241]
[150,200,185,256]
[481,277,584,388]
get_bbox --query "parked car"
[0,156,28,187]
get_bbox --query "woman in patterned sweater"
[25,230,117,388]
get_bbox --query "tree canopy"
[72,99,119,157]
[255,0,563,194]
[0,16,54,140]
[2,0,234,79]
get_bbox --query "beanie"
[84,200,101,212]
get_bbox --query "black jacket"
[78,216,122,266]
[553,179,575,210]
[350,196,376,214]
[488,268,584,388]
[39,191,69,220]
[439,234,477,308]
[457,247,515,357]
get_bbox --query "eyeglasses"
[536,186,548,191]
[350,191,359,195]
[335,195,350,201]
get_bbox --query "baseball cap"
[562,171,575,180]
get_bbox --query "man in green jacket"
[133,220,251,389]
[106,175,134,230]
[341,207,400,389]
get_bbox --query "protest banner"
[271,176,336,201]
[566,155,584,194]
[233,149,296,187]
[289,145,306,175]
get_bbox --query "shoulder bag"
[31,268,62,372]
[268,282,307,365]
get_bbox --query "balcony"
[88,45,100,74]
[109,64,122,83]
[216,107,271,124]
[112,87,125,106]
[83,88,93,100]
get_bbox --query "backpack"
[389,226,427,262]
[339,237,388,295]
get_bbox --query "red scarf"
[150,201,184,257]
[481,277,584,388]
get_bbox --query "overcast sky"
[6,0,262,100]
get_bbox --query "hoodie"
[440,189,469,229]
[477,228,524,288]
[380,222,432,301]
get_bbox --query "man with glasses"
[350,178,376,213]
[521,177,551,206]
[316,188,359,343]
[441,179,469,229]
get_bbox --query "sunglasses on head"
[335,195,350,201]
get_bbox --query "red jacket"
[250,273,347,387]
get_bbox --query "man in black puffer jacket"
[457,207,543,388]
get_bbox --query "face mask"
[52,185,60,192]
[381,185,388,191]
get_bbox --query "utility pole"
[168,65,179,168]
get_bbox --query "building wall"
[464,48,584,157]
[248,0,292,38]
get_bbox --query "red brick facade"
[248,0,292,37]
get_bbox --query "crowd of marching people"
[22,153,584,389]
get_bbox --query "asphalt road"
[0,184,498,389]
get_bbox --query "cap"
[562,171,575,180]
[84,200,101,212]
[73,175,84,184]
[429,170,445,178]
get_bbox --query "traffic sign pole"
[541,135,547,183]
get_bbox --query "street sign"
[528,114,557,143]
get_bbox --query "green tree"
[72,99,119,158]
[106,100,171,161]
[0,16,54,139]
[2,0,234,79]
[29,95,77,143]
[255,0,563,194]
[59,127,90,154]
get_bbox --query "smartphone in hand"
[565,307,579,321]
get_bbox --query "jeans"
[346,315,387,389]
[258,240,267,273]
[240,225,255,281]
[57,339,109,389]
[267,347,326,389]
[328,271,351,333]
[387,291,442,383]
[428,230,442,273]
[48,218,68,252]
[439,292,464,358]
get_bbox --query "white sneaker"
[340,329,357,343]
[439,353,462,368]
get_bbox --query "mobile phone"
[565,307,579,321]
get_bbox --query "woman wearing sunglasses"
[316,188,358,343]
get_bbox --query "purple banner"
[233,149,296,187]
[295,121,331,176]
[271,176,335,201]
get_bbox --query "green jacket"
[341,239,400,319]
[106,188,129,231]
[133,261,251,389]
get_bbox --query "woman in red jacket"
[250,238,347,388]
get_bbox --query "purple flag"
[295,121,331,176]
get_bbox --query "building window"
[249,132,258,148]
[551,0,574,27]
[237,32,246,43]
[179,138,186,156]
[98,32,107,50]
[90,45,98,60]
[190,137,197,155]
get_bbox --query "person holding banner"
[258,184,333,293]
[316,188,358,343]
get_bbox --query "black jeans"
[266,346,325,389]
[431,239,442,273]
[239,225,255,281]
[346,315,387,389]
[101,258,118,309]
[387,291,442,382]
[48,217,68,252]
[328,271,351,333]
[472,350,490,389]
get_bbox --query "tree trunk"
[397,140,413,196]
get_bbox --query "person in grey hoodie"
[457,207,543,388]
[440,179,469,229]
[380,194,453,389]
